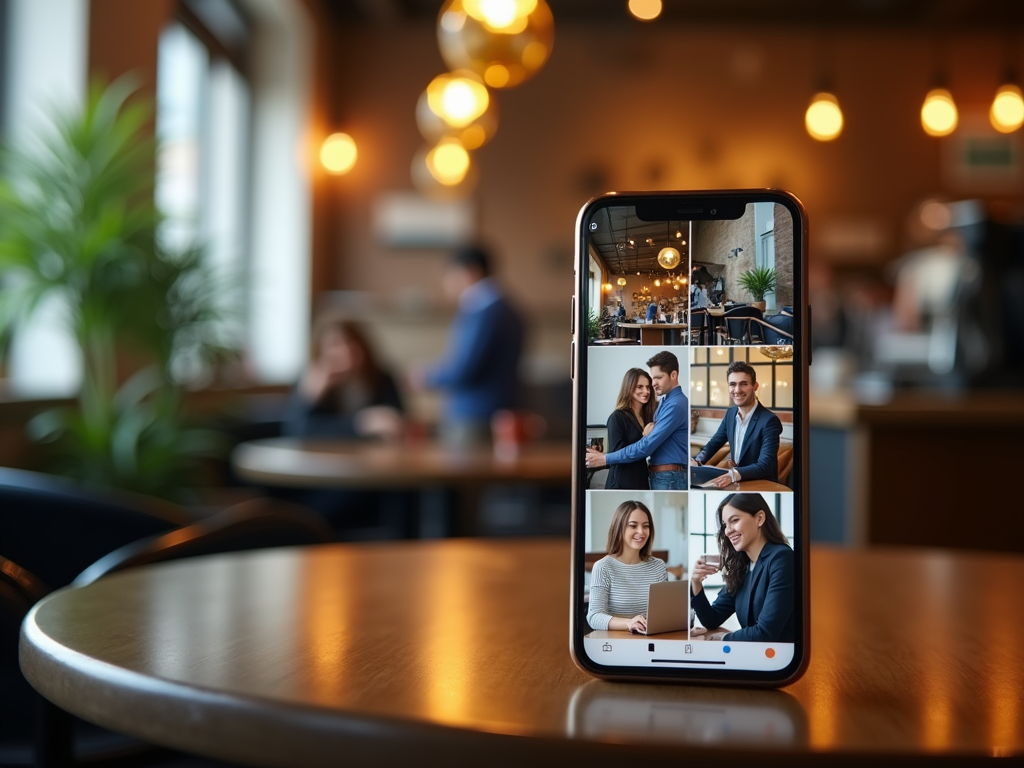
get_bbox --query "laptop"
[635,580,690,635]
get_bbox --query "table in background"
[615,322,688,346]
[21,540,1024,766]
[231,437,572,536]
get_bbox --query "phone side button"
[570,296,575,335]
[807,304,812,366]
[570,341,575,380]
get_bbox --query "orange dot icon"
[765,648,776,659]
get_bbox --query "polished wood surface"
[21,541,1024,765]
[692,478,791,492]
[231,437,572,488]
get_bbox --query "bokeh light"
[628,0,663,21]
[990,84,1024,133]
[805,92,844,141]
[319,133,357,175]
[921,88,958,137]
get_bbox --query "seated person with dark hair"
[690,360,782,488]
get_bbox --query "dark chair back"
[73,498,334,586]
[767,312,795,343]
[0,557,50,761]
[722,306,764,344]
[0,468,192,590]
[689,310,708,345]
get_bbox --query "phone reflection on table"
[566,680,808,750]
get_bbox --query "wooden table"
[21,540,1024,765]
[232,437,572,535]
[616,322,688,346]
[232,437,571,489]
[692,478,792,492]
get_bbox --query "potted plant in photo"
[737,265,777,313]
[0,78,239,500]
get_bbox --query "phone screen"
[571,190,807,684]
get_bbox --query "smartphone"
[570,190,809,686]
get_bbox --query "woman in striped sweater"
[588,500,668,633]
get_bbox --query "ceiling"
[323,1,1024,29]
[587,207,690,278]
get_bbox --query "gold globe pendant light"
[437,0,555,89]
[416,71,499,149]
[657,247,681,270]
[921,87,958,137]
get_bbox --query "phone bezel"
[569,189,810,687]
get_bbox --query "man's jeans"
[650,468,687,490]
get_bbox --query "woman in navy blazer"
[690,493,795,642]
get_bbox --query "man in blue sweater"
[412,245,524,448]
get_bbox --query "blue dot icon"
[723,645,732,654]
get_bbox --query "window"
[156,14,251,383]
[689,347,793,411]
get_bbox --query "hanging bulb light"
[411,139,477,199]
[990,83,1024,133]
[417,74,498,149]
[805,92,843,141]
[628,0,662,21]
[657,246,681,270]
[921,88,958,137]
[438,0,554,89]
[616,277,627,287]
[320,133,357,175]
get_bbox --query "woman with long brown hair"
[603,368,656,490]
[587,500,667,633]
[689,493,795,642]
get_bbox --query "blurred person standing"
[411,245,524,448]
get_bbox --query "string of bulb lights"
[624,1,1024,142]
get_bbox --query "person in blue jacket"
[411,245,524,448]
[690,493,795,642]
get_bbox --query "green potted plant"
[586,309,601,344]
[0,78,238,500]
[737,265,777,313]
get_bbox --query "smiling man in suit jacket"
[690,360,782,487]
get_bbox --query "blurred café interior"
[2,0,1024,549]
[3,0,1024,761]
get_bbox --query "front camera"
[710,208,717,215]
[589,222,598,231]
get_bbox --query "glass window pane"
[690,367,707,407]
[693,347,707,365]
[774,361,793,409]
[708,369,727,406]
[156,23,208,253]
[752,364,773,407]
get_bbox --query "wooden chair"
[777,443,794,486]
